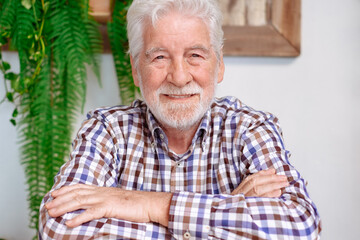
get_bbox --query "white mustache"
[157,83,203,96]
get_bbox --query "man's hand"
[232,168,289,197]
[45,184,172,228]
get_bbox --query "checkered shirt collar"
[144,103,211,152]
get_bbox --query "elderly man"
[39,0,321,239]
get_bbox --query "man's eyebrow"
[145,47,167,57]
[144,45,211,57]
[187,45,211,54]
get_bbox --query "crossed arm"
[45,168,288,228]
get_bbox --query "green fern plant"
[1,0,137,237]
[0,0,102,236]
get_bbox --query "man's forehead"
[140,12,214,57]
[143,11,210,37]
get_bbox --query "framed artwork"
[220,0,301,57]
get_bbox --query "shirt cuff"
[168,192,212,239]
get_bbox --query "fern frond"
[108,0,138,105]
[12,1,38,81]
[0,0,17,46]
[18,47,53,230]
[84,19,103,85]
[81,0,103,84]
[48,2,88,113]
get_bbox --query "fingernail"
[278,175,287,179]
[48,208,56,217]
[65,220,74,228]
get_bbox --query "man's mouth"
[164,94,197,99]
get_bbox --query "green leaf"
[6,92,14,102]
[21,0,32,10]
[12,108,19,118]
[10,119,16,126]
[4,72,17,81]
[11,76,22,93]
[2,61,10,71]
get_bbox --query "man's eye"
[191,53,201,58]
[155,55,164,60]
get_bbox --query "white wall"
[1,0,359,239]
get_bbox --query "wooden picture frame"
[221,0,301,57]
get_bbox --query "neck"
[162,122,200,154]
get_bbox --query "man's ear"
[130,55,140,87]
[217,52,225,84]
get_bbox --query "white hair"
[127,0,224,67]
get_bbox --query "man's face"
[132,12,224,130]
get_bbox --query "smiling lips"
[164,94,197,99]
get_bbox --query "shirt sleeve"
[167,113,322,239]
[38,114,148,239]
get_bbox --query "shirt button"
[160,134,164,139]
[184,231,191,239]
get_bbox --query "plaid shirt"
[39,96,321,239]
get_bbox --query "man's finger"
[247,180,289,197]
[47,188,93,209]
[48,198,86,218]
[51,184,92,197]
[241,169,279,186]
[65,207,104,228]
[257,168,276,175]
[236,173,288,196]
[260,189,283,198]
[231,169,275,195]
[47,190,97,217]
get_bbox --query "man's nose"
[167,59,191,87]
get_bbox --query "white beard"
[139,78,216,131]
